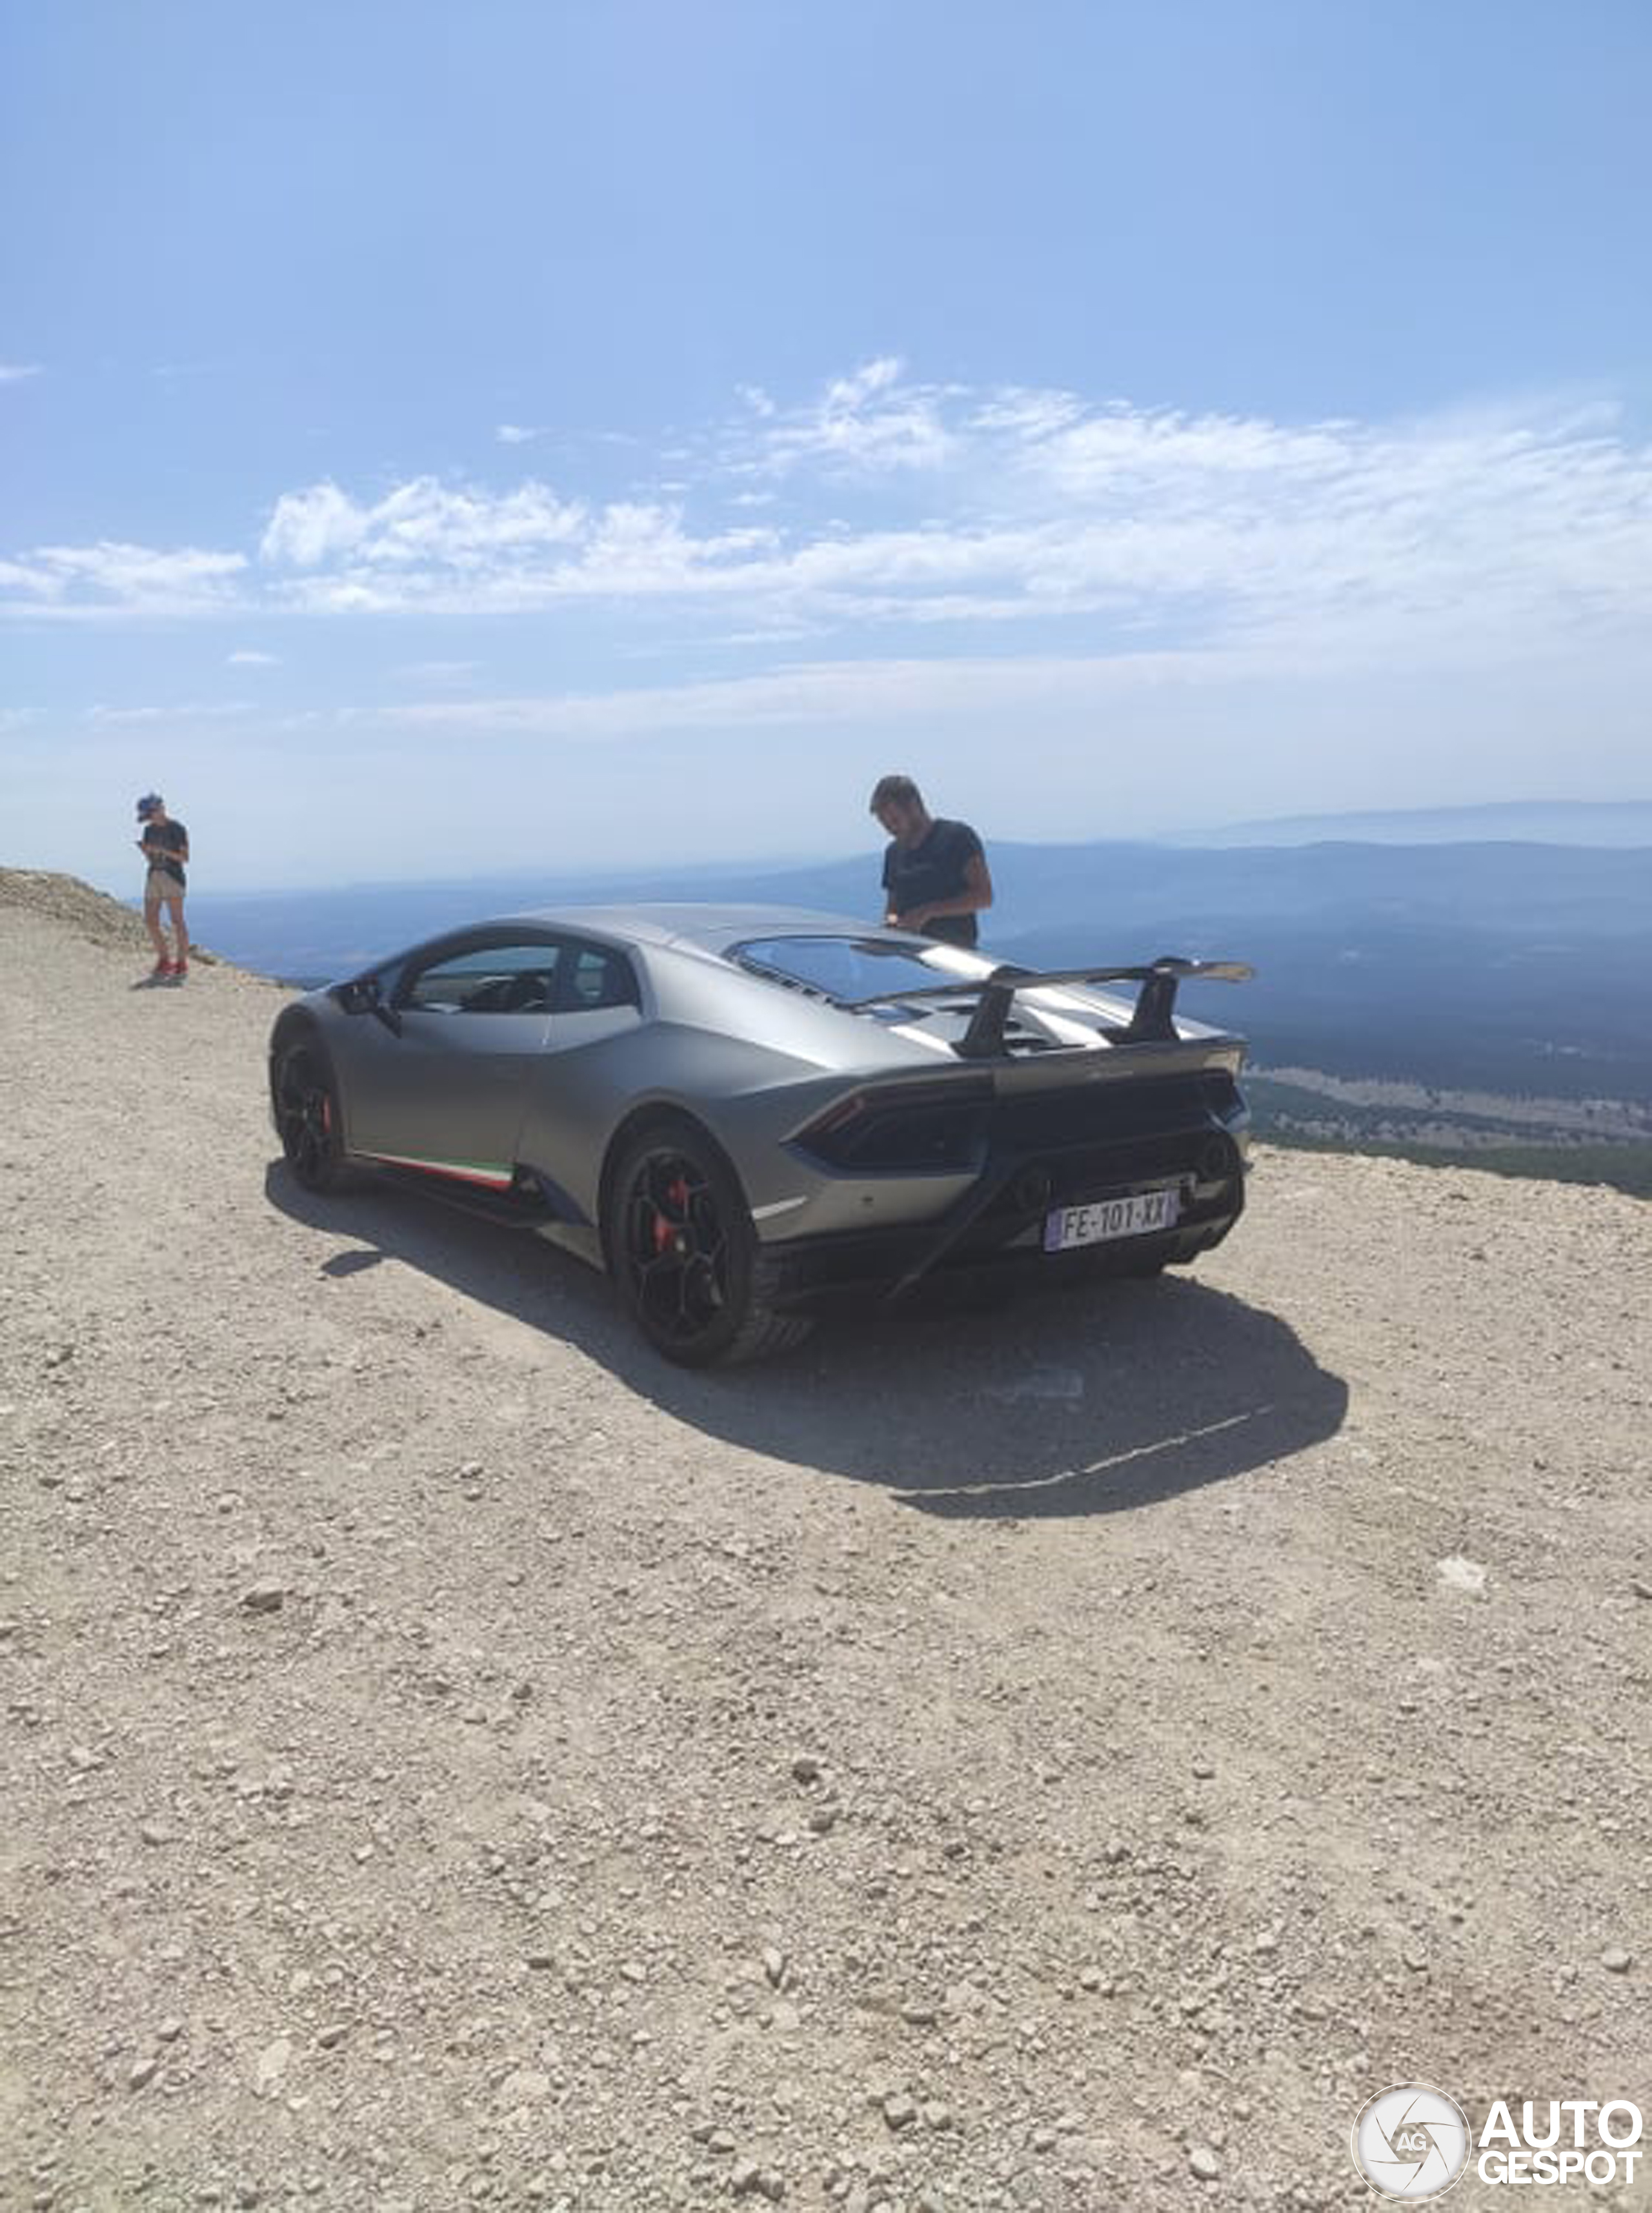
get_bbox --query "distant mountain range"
[182,816,1652,1106]
[1176,799,1652,847]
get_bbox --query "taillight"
[792,1081,991,1173]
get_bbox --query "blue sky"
[4,0,1650,891]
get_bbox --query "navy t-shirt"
[881,817,985,947]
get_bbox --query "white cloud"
[749,357,957,478]
[86,703,170,724]
[5,369,1652,692]
[394,659,481,685]
[1,362,43,385]
[86,699,254,725]
[379,649,1222,745]
[3,541,246,611]
[259,482,371,567]
[825,358,903,410]
[964,387,1086,442]
[259,488,777,616]
[0,558,59,598]
[496,423,542,445]
[227,648,279,667]
[261,476,588,574]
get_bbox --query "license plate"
[1043,1185,1181,1253]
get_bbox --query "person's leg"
[168,892,190,969]
[144,885,171,970]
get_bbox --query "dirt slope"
[1,874,1647,2213]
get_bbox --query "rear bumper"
[755,1136,1246,1313]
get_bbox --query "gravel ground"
[1,873,1648,2213]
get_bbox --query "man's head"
[136,793,165,825]
[869,773,929,845]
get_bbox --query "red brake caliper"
[652,1173,691,1253]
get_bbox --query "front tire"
[605,1118,811,1367]
[273,1042,354,1194]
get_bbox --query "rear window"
[562,944,640,1012]
[732,935,988,1004]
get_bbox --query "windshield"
[731,934,991,1004]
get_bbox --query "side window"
[403,942,561,1015]
[559,944,641,1014]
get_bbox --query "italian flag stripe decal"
[361,1151,516,1190]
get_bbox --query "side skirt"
[367,1160,558,1229]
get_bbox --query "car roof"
[483,903,912,954]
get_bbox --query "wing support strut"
[849,956,1253,1060]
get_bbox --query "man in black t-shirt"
[871,773,994,949]
[136,792,191,981]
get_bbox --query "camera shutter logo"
[1351,2084,1471,2199]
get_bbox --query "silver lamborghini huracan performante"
[268,905,1253,1366]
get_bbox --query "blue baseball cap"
[136,793,163,818]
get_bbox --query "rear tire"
[272,1042,354,1194]
[605,1117,811,1366]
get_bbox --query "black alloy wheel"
[274,1044,351,1194]
[607,1118,809,1366]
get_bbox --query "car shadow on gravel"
[265,1162,1348,1520]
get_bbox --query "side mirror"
[332,976,401,1035]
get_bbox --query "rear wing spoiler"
[849,956,1253,1060]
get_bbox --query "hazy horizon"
[50,795,1651,905]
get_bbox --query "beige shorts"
[145,869,185,909]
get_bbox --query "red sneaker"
[149,960,174,979]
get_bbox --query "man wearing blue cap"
[135,793,190,981]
